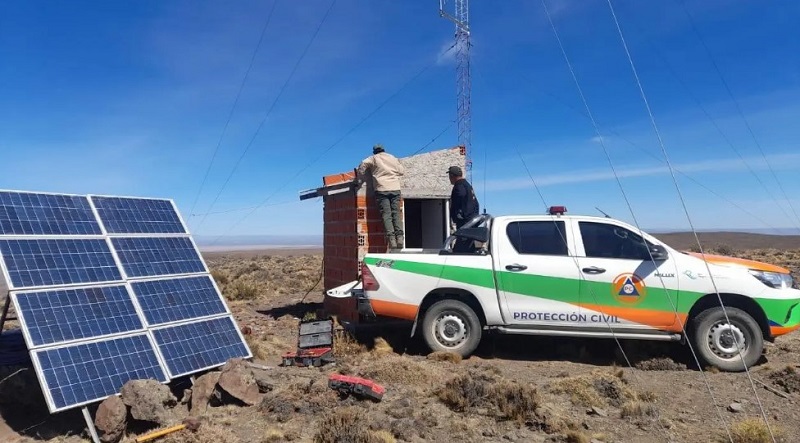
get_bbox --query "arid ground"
[2,234,800,443]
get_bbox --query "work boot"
[388,236,398,250]
[396,234,404,249]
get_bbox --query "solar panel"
[111,237,206,278]
[0,238,123,289]
[151,316,251,378]
[0,188,253,413]
[12,285,144,348]
[0,191,102,236]
[91,196,186,234]
[33,333,168,412]
[130,275,227,326]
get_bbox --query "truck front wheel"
[689,306,763,372]
[421,299,482,357]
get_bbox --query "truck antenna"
[595,206,611,218]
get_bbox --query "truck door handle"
[582,266,606,274]
[505,264,527,272]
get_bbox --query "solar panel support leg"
[0,293,10,337]
[82,407,101,443]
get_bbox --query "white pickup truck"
[340,207,800,372]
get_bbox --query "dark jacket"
[450,178,479,227]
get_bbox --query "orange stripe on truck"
[770,324,800,336]
[580,304,689,333]
[370,299,419,320]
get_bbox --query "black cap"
[447,166,463,176]
[372,144,385,154]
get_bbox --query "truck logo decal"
[374,259,395,269]
[612,273,646,304]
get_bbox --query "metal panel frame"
[0,236,125,291]
[10,282,147,350]
[149,314,253,379]
[30,331,170,413]
[127,273,231,327]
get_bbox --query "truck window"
[578,221,651,260]
[506,221,568,255]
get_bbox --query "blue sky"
[1,0,800,239]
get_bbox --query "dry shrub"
[313,407,389,443]
[211,269,229,285]
[260,379,339,422]
[225,281,259,301]
[564,430,590,443]
[263,428,285,442]
[437,371,563,432]
[245,334,270,361]
[768,365,800,394]
[371,337,394,355]
[491,380,541,424]
[352,353,432,385]
[634,357,686,371]
[437,372,494,412]
[550,371,643,408]
[621,400,658,419]
[427,351,463,363]
[721,417,788,443]
[334,329,368,357]
[158,423,240,443]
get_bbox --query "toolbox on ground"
[281,318,335,367]
[327,373,385,402]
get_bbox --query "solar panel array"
[1,190,251,413]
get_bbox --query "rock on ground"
[217,358,262,406]
[120,379,178,425]
[95,395,127,443]
[191,372,221,413]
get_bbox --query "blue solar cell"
[131,276,226,326]
[111,237,206,278]
[152,316,251,377]
[14,285,143,347]
[91,196,186,234]
[0,239,123,288]
[0,191,102,236]
[34,334,168,412]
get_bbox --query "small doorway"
[402,198,449,250]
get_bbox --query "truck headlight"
[748,269,794,289]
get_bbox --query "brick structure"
[299,146,466,322]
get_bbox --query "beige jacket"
[357,152,405,192]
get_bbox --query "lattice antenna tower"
[439,0,472,181]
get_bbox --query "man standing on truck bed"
[357,144,406,250]
[448,166,480,251]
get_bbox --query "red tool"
[328,374,385,402]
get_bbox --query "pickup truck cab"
[352,208,800,372]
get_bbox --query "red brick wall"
[322,190,360,322]
[321,190,403,323]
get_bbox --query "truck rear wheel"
[421,299,482,357]
[689,306,763,372]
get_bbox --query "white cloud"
[436,38,461,66]
[485,152,800,191]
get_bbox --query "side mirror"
[649,244,669,261]
[455,226,489,243]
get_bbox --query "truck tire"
[689,306,763,372]
[421,299,482,357]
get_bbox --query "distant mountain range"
[193,235,323,249]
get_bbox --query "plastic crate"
[299,332,333,349]
[299,320,333,336]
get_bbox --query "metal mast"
[439,0,472,181]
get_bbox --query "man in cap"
[357,144,406,250]
[448,166,480,252]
